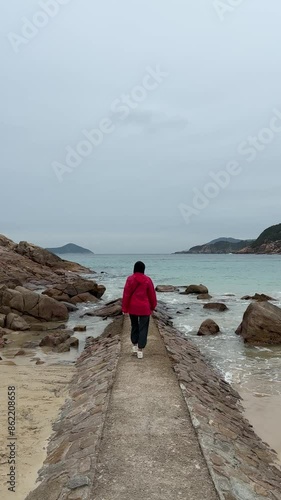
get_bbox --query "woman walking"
[122,261,157,359]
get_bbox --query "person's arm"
[122,277,132,314]
[148,278,157,312]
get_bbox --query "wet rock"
[66,475,90,490]
[155,285,177,292]
[15,349,26,356]
[55,336,79,352]
[6,313,30,331]
[203,303,228,312]
[36,359,45,365]
[241,293,275,301]
[183,284,209,295]
[236,301,281,344]
[74,325,87,332]
[39,330,73,348]
[70,293,100,304]
[82,299,122,318]
[198,319,220,336]
[62,302,79,312]
[197,293,212,300]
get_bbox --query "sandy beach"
[0,362,74,500]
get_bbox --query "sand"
[0,362,74,500]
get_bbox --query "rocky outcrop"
[236,301,281,344]
[198,319,220,335]
[241,293,275,301]
[0,285,69,322]
[39,330,79,352]
[203,302,228,312]
[82,299,122,318]
[182,284,208,295]
[43,279,106,304]
[6,313,30,331]
[237,223,281,254]
[0,234,93,289]
[155,285,178,292]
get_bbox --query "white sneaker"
[137,350,143,359]
[132,345,138,354]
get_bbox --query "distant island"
[175,223,281,254]
[46,243,94,255]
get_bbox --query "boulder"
[15,240,62,268]
[203,303,228,312]
[155,285,177,293]
[43,278,106,302]
[70,293,100,304]
[198,319,220,336]
[39,330,73,348]
[197,293,212,300]
[0,286,68,322]
[82,299,122,318]
[0,313,5,328]
[6,313,30,331]
[241,293,275,302]
[55,336,79,352]
[183,284,209,295]
[74,325,87,332]
[62,302,79,312]
[236,301,281,344]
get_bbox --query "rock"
[184,284,209,295]
[198,319,220,336]
[203,303,228,312]
[241,293,275,301]
[197,293,212,300]
[36,360,45,365]
[14,349,26,356]
[0,313,5,328]
[62,302,78,312]
[155,285,177,293]
[15,240,63,268]
[55,336,79,352]
[0,286,69,322]
[82,299,122,318]
[74,325,87,332]
[70,293,100,304]
[39,330,73,348]
[66,475,90,490]
[6,313,30,331]
[43,278,105,302]
[96,284,106,299]
[236,301,281,344]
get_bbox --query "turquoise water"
[67,253,281,457]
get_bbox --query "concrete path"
[92,317,218,500]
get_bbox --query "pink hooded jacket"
[122,272,157,316]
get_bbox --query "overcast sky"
[1,0,281,253]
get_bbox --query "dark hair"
[133,261,145,274]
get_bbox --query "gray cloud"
[1,0,281,253]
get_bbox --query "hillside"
[175,238,251,254]
[237,223,281,254]
[46,243,94,255]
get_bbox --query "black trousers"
[130,314,150,349]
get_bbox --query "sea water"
[69,253,281,458]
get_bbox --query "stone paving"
[155,312,281,500]
[25,321,121,500]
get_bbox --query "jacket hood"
[132,272,149,284]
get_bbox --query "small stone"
[66,475,90,490]
[14,349,26,356]
[36,360,45,365]
[74,325,87,332]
